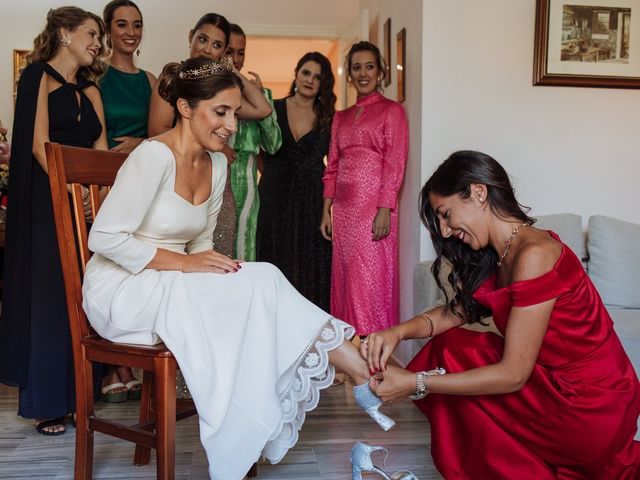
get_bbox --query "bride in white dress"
[82,57,394,479]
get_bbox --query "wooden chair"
[45,142,258,479]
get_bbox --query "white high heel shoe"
[350,442,419,480]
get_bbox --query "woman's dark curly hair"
[420,151,535,324]
[287,51,336,132]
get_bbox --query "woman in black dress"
[257,52,335,311]
[0,7,107,435]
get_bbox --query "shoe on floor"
[35,417,66,436]
[126,379,142,401]
[101,382,129,403]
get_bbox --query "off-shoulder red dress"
[408,232,640,479]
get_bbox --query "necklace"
[497,222,528,267]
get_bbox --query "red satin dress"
[408,233,640,479]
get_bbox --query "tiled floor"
[0,382,442,479]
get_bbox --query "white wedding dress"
[82,140,354,479]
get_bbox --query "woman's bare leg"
[328,339,371,385]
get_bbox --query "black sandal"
[35,417,66,436]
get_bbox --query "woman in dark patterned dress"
[257,52,335,311]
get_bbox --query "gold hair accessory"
[178,56,236,80]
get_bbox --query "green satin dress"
[229,88,282,261]
[100,66,151,149]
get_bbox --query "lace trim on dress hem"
[261,317,355,463]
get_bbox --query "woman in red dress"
[362,150,640,479]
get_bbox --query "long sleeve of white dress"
[89,140,226,271]
[89,141,170,274]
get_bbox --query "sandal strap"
[101,382,126,394]
[36,417,66,430]
[125,379,142,390]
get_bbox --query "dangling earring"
[61,36,71,47]
[106,36,112,49]
[136,49,140,57]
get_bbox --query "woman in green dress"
[101,0,156,153]
[98,0,156,401]
[226,23,282,261]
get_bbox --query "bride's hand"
[360,328,401,373]
[182,250,241,274]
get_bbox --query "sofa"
[412,213,640,438]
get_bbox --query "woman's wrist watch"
[409,367,446,400]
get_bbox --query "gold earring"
[61,36,71,47]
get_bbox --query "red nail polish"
[224,269,229,273]
[375,367,380,372]
[233,268,238,272]
[370,369,375,376]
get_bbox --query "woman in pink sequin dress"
[321,41,408,336]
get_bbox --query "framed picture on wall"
[13,49,30,99]
[383,18,391,87]
[396,28,406,102]
[533,0,640,88]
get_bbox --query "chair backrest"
[45,142,127,344]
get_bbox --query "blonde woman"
[0,6,108,435]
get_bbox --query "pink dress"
[323,92,408,335]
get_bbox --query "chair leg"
[154,357,177,480]
[247,462,258,477]
[74,358,95,480]
[134,370,154,466]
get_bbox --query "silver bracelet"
[409,367,446,400]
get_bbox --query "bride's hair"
[158,57,243,120]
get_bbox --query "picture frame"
[383,18,391,87]
[13,49,30,98]
[396,28,406,102]
[533,0,640,88]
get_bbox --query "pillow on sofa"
[587,215,640,308]
[534,213,585,261]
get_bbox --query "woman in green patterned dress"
[226,24,282,260]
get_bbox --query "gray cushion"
[588,215,640,308]
[534,213,585,261]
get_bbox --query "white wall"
[420,0,640,260]
[360,0,423,363]
[0,0,359,127]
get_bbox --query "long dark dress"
[0,62,102,419]
[256,98,332,311]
